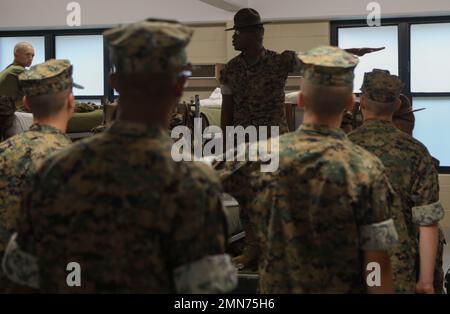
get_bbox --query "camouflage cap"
[104,19,193,74]
[298,46,359,86]
[361,69,404,103]
[19,59,83,97]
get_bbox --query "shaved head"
[110,71,187,124]
[362,96,398,116]
[300,79,354,117]
[26,89,72,119]
[112,72,183,100]
[360,95,401,126]
[13,42,34,67]
[14,42,33,53]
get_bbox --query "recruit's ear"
[345,94,355,112]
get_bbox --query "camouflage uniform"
[214,145,265,270]
[0,124,71,253]
[2,19,237,293]
[393,95,446,294]
[74,102,96,113]
[0,59,77,291]
[349,69,445,293]
[250,47,399,293]
[0,63,25,140]
[220,49,298,134]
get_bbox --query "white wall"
[250,0,450,21]
[0,0,234,30]
[1,0,450,30]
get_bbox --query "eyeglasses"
[178,70,192,78]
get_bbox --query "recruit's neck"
[118,97,173,130]
[363,111,393,123]
[302,111,343,129]
[34,116,69,133]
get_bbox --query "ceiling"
[1,0,450,30]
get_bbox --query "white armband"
[174,254,237,294]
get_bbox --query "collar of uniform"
[239,48,267,67]
[362,119,396,129]
[10,62,24,69]
[298,123,347,139]
[29,123,66,135]
[107,120,166,138]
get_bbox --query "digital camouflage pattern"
[0,96,17,141]
[340,111,354,133]
[220,49,298,134]
[6,120,233,293]
[19,59,83,97]
[391,95,446,294]
[74,102,96,113]
[91,100,119,134]
[213,144,267,268]
[0,124,71,252]
[348,120,445,293]
[251,124,398,293]
[3,18,237,293]
[104,19,193,74]
[360,69,404,103]
[170,102,193,130]
[0,124,71,289]
[297,46,359,86]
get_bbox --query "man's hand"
[345,47,385,56]
[417,224,439,294]
[363,250,395,294]
[415,281,435,294]
[232,246,258,270]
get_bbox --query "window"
[413,97,450,167]
[410,22,450,168]
[337,26,399,93]
[332,18,450,171]
[411,23,450,93]
[0,36,45,70]
[55,35,104,96]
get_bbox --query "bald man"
[0,42,35,140]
